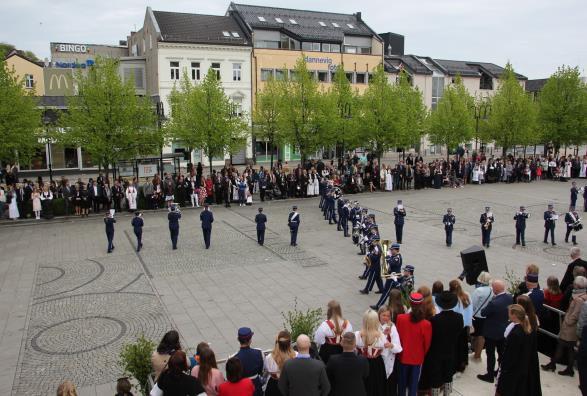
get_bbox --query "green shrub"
[281,298,323,342]
[504,266,522,295]
[119,334,156,396]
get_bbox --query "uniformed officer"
[233,327,264,396]
[570,181,579,211]
[350,201,361,227]
[443,208,456,247]
[360,236,383,295]
[336,195,344,231]
[254,207,267,245]
[543,203,557,246]
[514,206,529,246]
[565,206,582,245]
[327,191,337,225]
[167,204,181,250]
[131,211,144,252]
[370,243,402,309]
[341,200,350,237]
[393,200,406,243]
[200,203,214,249]
[288,205,300,246]
[480,206,494,248]
[319,178,327,209]
[104,211,116,253]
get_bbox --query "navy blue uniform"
[362,244,383,294]
[543,210,556,245]
[254,213,267,245]
[200,209,214,249]
[480,212,494,247]
[104,217,116,253]
[571,186,579,208]
[394,207,406,243]
[513,211,528,246]
[168,211,181,249]
[234,347,264,396]
[565,211,580,245]
[373,252,402,308]
[341,205,350,237]
[288,211,300,246]
[443,213,456,246]
[336,199,344,231]
[131,216,144,251]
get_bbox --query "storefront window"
[21,147,47,170]
[51,145,79,168]
[81,148,95,168]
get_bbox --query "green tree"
[358,64,403,162]
[396,71,427,154]
[0,54,41,165]
[253,76,284,169]
[168,68,248,173]
[0,42,40,62]
[63,57,158,177]
[485,63,537,156]
[538,65,587,151]
[328,66,360,161]
[427,75,475,160]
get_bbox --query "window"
[233,63,242,81]
[432,76,445,110]
[345,72,354,83]
[255,40,280,49]
[222,31,230,37]
[330,44,341,53]
[261,68,274,81]
[280,34,290,49]
[319,21,326,27]
[359,47,371,54]
[275,69,286,80]
[191,62,200,81]
[344,46,357,54]
[231,32,240,38]
[149,34,152,49]
[313,43,321,51]
[356,73,366,84]
[322,43,330,52]
[480,72,493,90]
[51,145,79,169]
[231,97,243,117]
[258,16,266,22]
[289,19,297,24]
[347,23,355,29]
[302,42,312,51]
[289,38,299,50]
[317,71,329,82]
[275,17,283,23]
[170,61,179,80]
[289,70,298,81]
[142,38,145,53]
[211,62,221,80]
[24,74,34,89]
[124,67,145,89]
[332,22,340,28]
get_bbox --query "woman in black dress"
[80,184,90,217]
[516,295,542,396]
[355,309,390,396]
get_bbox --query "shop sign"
[54,59,95,69]
[138,164,158,178]
[55,43,89,53]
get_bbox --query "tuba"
[380,240,393,279]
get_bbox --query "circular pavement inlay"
[543,246,571,256]
[31,316,127,355]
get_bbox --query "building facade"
[5,50,45,95]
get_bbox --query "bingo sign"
[55,43,90,53]
[139,164,158,178]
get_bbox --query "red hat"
[409,292,424,305]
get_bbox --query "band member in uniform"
[565,206,582,245]
[480,207,494,248]
[255,207,267,246]
[200,203,214,249]
[327,191,337,225]
[336,195,344,231]
[104,211,116,253]
[394,200,406,244]
[314,300,353,364]
[131,211,144,252]
[168,204,181,250]
[341,200,350,237]
[514,206,529,247]
[288,206,300,246]
[443,208,456,247]
[571,181,579,211]
[360,236,384,295]
[543,203,557,246]
[371,243,403,310]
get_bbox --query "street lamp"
[42,111,54,183]
[473,102,491,152]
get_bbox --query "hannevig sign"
[54,43,89,53]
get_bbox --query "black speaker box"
[460,245,489,285]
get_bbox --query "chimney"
[356,12,362,21]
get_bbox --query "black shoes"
[558,368,574,377]
[477,373,494,383]
[359,289,368,295]
[541,363,555,372]
[374,290,383,294]
[358,275,367,280]
[369,305,378,310]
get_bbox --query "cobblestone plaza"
[0,180,584,395]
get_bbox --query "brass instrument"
[483,213,493,230]
[362,255,371,268]
[332,186,343,199]
[380,240,392,279]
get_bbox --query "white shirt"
[314,319,353,346]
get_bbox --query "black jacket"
[326,352,369,396]
[560,258,587,292]
[255,213,267,230]
[496,325,531,396]
[481,293,513,340]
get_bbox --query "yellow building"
[4,50,45,95]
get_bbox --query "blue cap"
[391,243,401,249]
[237,327,254,339]
[403,264,415,272]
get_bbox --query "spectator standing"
[152,330,189,381]
[56,380,78,396]
[126,182,138,212]
[32,187,41,219]
[477,279,513,384]
[218,357,254,396]
[278,334,330,396]
[386,289,406,323]
[449,279,473,373]
[152,351,206,396]
[377,306,402,395]
[264,330,296,396]
[40,185,54,219]
[326,332,369,396]
[544,275,563,309]
[471,272,493,360]
[191,347,224,396]
[115,377,133,396]
[314,300,353,364]
[516,295,542,396]
[561,247,587,292]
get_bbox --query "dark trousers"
[365,262,383,292]
[202,227,211,248]
[445,227,453,246]
[260,187,266,201]
[552,339,576,371]
[481,227,492,247]
[579,358,587,395]
[516,227,526,245]
[485,338,504,376]
[64,198,71,216]
[169,227,179,249]
[342,218,349,236]
[224,192,231,207]
[565,227,575,243]
[544,226,555,244]
[399,363,421,396]
[375,278,398,308]
[337,211,342,230]
[106,231,114,252]
[92,197,100,213]
[134,230,142,251]
[113,198,121,212]
[290,227,298,245]
[145,195,152,210]
[395,224,403,243]
[257,229,265,245]
[319,195,325,208]
[238,190,245,205]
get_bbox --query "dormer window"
[222,31,230,37]
[289,19,297,24]
[258,16,266,22]
[332,22,340,27]
[347,23,355,29]
[275,17,283,23]
[480,72,493,90]
[319,21,326,27]
[231,32,240,38]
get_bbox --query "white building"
[128,7,253,168]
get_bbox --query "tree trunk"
[209,157,213,176]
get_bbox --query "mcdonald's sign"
[44,69,74,96]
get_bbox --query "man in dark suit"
[200,203,214,249]
[288,206,300,246]
[89,180,102,213]
[326,332,368,396]
[279,334,330,396]
[393,200,406,243]
[543,203,557,245]
[560,247,587,292]
[104,212,116,253]
[111,181,124,212]
[477,279,513,383]
[254,207,267,245]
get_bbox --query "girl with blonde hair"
[56,380,78,396]
[449,279,473,373]
[263,330,296,396]
[314,300,353,364]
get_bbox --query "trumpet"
[483,213,493,229]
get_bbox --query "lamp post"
[42,111,54,183]
[473,102,491,153]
